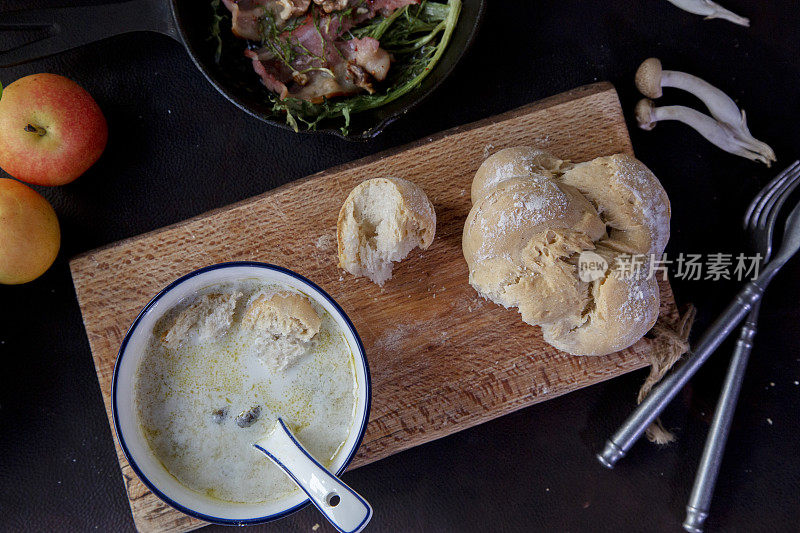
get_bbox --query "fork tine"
[752,167,800,260]
[745,161,800,229]
[762,167,800,230]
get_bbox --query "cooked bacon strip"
[244,49,292,99]
[222,0,270,40]
[221,0,312,39]
[370,0,419,15]
[339,37,391,81]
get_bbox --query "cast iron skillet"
[0,0,485,140]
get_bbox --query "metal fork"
[682,160,800,532]
[597,162,800,469]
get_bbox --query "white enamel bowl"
[111,262,371,525]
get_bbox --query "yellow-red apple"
[0,178,60,284]
[0,74,108,186]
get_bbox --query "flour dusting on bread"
[463,149,671,356]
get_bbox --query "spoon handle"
[254,418,372,533]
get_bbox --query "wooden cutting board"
[70,82,680,533]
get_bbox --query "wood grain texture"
[70,82,679,533]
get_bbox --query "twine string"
[638,304,697,444]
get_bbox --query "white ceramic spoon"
[254,418,372,533]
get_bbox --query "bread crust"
[242,290,321,342]
[558,155,671,257]
[471,146,572,204]
[463,149,670,356]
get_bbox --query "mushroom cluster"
[634,58,775,167]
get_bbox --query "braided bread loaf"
[462,148,670,356]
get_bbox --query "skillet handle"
[0,0,179,68]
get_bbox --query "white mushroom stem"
[636,58,776,164]
[666,0,749,26]
[635,99,773,166]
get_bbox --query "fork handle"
[597,274,771,469]
[682,302,760,533]
[0,0,177,68]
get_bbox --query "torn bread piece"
[163,291,242,348]
[337,177,436,286]
[241,290,321,370]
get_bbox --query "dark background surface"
[1,0,799,531]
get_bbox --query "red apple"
[0,73,108,186]
[0,178,60,284]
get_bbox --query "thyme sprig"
[209,0,224,64]
[259,12,299,69]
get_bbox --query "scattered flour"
[315,234,334,251]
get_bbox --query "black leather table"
[1,1,799,531]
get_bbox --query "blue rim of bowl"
[111,261,371,526]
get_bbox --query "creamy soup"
[134,280,357,504]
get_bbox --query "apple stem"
[24,124,47,137]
